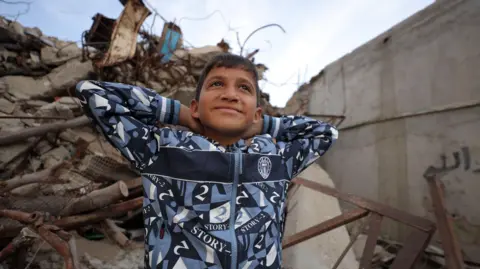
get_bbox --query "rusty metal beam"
[359,213,383,269]
[96,0,151,67]
[390,228,432,269]
[282,208,368,249]
[285,177,437,268]
[332,220,368,269]
[426,176,465,269]
[292,177,435,232]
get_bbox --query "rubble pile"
[0,8,279,268]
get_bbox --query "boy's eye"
[210,81,223,87]
[239,84,251,92]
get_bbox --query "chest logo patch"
[258,156,272,179]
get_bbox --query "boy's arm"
[262,115,338,178]
[75,80,190,169]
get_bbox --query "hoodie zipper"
[229,151,242,269]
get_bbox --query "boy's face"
[190,67,262,137]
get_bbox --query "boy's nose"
[220,85,239,102]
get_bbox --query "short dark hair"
[195,53,261,106]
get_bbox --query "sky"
[1,0,434,107]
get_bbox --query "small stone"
[0,98,15,114]
[9,21,24,37]
[154,69,174,83]
[29,51,41,65]
[147,81,166,93]
[170,65,187,80]
[40,146,71,168]
[134,81,147,88]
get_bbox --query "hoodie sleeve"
[262,115,339,178]
[75,80,181,170]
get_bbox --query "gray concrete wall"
[302,0,480,261]
[283,164,358,269]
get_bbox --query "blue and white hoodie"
[75,80,338,269]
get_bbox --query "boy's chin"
[208,122,248,137]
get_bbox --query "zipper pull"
[160,222,165,239]
[239,154,244,175]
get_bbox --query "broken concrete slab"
[146,81,166,93]
[9,21,24,38]
[34,140,54,156]
[170,65,187,81]
[55,96,80,108]
[40,146,72,168]
[0,75,52,99]
[41,45,82,66]
[0,98,15,114]
[34,102,75,123]
[188,45,223,59]
[23,27,42,38]
[153,69,174,83]
[0,112,24,130]
[46,58,93,96]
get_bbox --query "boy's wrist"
[178,104,191,127]
[155,97,181,125]
[262,115,283,138]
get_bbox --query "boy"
[75,54,338,269]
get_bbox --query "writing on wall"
[423,146,479,179]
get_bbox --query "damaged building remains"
[0,0,478,268]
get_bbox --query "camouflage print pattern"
[76,80,339,269]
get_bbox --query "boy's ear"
[253,106,263,123]
[190,99,200,119]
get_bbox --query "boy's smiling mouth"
[214,106,242,114]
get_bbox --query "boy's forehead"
[205,66,255,82]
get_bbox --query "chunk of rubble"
[0,98,15,114]
[40,146,73,168]
[46,58,94,96]
[0,75,51,99]
[40,44,82,66]
[34,101,75,123]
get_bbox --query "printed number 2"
[236,191,248,204]
[255,235,264,249]
[142,127,149,140]
[270,192,280,204]
[215,206,227,222]
[159,189,173,200]
[174,240,189,255]
[235,211,243,225]
[195,185,209,201]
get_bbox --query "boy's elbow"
[330,125,339,142]
[316,121,339,142]
[75,80,92,95]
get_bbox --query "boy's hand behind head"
[241,116,263,139]
[186,114,204,135]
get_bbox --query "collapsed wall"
[284,0,480,262]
